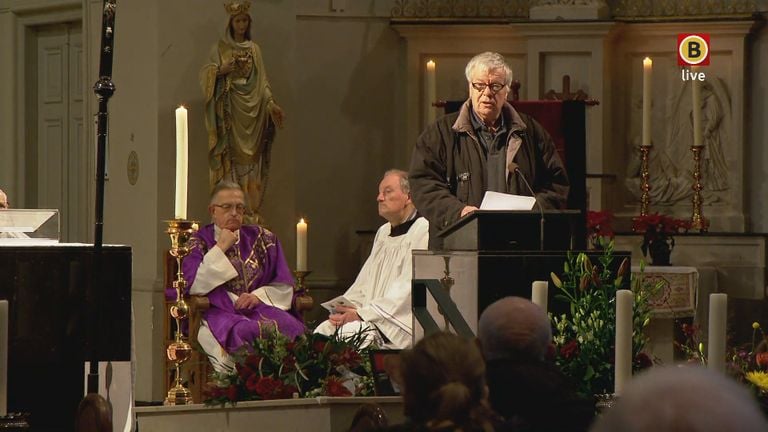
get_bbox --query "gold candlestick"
[689,146,709,232]
[293,270,312,293]
[438,256,455,331]
[639,145,652,216]
[164,219,198,405]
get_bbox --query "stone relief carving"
[625,75,732,206]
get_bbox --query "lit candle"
[426,60,437,124]
[531,280,548,313]
[641,57,652,147]
[174,106,189,220]
[708,293,727,372]
[296,218,307,271]
[615,289,634,395]
[0,300,7,416]
[691,66,703,147]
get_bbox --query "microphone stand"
[512,166,545,251]
[77,2,116,429]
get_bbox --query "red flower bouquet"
[632,213,690,265]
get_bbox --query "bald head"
[478,296,552,361]
[591,366,768,432]
[0,189,8,209]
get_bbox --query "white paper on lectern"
[480,191,536,210]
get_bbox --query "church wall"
[747,13,768,232]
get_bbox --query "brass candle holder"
[438,256,455,331]
[293,270,312,293]
[164,219,198,405]
[639,145,652,216]
[689,146,710,232]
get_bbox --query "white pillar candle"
[296,218,307,271]
[174,106,189,220]
[641,57,652,147]
[0,300,8,416]
[708,293,727,372]
[531,280,548,314]
[426,60,437,125]
[691,67,703,147]
[615,289,634,395]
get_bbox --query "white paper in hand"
[480,191,536,210]
[321,295,355,313]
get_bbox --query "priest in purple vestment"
[182,181,305,354]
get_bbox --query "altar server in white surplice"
[314,169,428,349]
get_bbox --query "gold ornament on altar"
[164,219,198,405]
[224,1,251,16]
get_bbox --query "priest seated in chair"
[182,181,305,369]
[314,169,428,349]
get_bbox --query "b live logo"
[678,33,710,66]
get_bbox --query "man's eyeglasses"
[471,82,506,94]
[213,203,247,214]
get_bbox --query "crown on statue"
[224,1,251,16]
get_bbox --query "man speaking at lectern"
[409,52,569,249]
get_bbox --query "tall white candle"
[708,293,727,372]
[426,60,437,125]
[531,280,548,314]
[615,289,634,395]
[641,57,652,147]
[691,67,703,147]
[0,300,8,416]
[175,106,189,220]
[296,218,307,271]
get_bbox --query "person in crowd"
[590,365,768,432]
[0,188,8,209]
[477,296,594,432]
[200,1,285,223]
[409,51,569,249]
[182,181,304,356]
[315,169,428,349]
[386,331,505,432]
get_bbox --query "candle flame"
[299,218,305,224]
[643,57,652,67]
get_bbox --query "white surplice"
[315,217,429,349]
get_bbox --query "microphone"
[508,161,545,250]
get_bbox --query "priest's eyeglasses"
[471,82,506,94]
[213,203,247,214]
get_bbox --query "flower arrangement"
[676,321,768,413]
[632,213,690,265]
[586,210,614,250]
[203,328,374,406]
[550,242,657,397]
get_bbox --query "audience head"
[209,181,246,231]
[399,331,496,430]
[590,366,768,432]
[377,169,415,226]
[478,296,552,362]
[0,189,8,209]
[465,52,512,125]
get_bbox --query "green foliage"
[204,327,375,406]
[550,242,658,396]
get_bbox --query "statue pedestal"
[529,3,609,20]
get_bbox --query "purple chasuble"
[182,224,305,352]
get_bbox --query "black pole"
[88,0,116,395]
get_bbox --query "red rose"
[255,376,285,400]
[282,354,296,373]
[560,340,579,360]
[226,384,238,401]
[245,374,261,392]
[313,341,328,353]
[756,352,768,368]
[236,363,254,380]
[324,376,352,397]
[244,354,262,371]
[634,352,653,370]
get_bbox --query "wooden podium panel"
[0,244,131,432]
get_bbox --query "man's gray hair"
[591,366,768,432]
[384,169,411,194]
[465,52,513,88]
[209,181,243,204]
[478,296,552,361]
